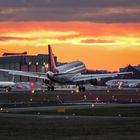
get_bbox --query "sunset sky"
[0,0,140,71]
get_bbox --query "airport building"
[134,64,140,71]
[0,54,57,82]
[119,65,140,79]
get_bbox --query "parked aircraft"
[106,79,140,88]
[0,81,16,92]
[0,45,132,91]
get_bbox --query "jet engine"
[42,79,50,84]
[89,79,101,85]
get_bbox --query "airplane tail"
[48,45,58,73]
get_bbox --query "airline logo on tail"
[48,45,58,73]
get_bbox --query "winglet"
[48,45,58,73]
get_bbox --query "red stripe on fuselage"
[48,45,58,73]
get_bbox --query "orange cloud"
[81,39,114,44]
[0,21,140,71]
[0,36,34,41]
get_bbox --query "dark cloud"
[0,0,140,8]
[0,0,140,23]
[81,39,114,44]
[0,36,33,41]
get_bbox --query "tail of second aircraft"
[48,45,58,73]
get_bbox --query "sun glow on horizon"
[0,21,140,71]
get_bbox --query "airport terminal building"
[0,54,57,82]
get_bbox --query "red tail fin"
[48,45,58,73]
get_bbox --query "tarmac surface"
[1,102,140,112]
[0,112,140,120]
[0,88,140,119]
[0,88,140,103]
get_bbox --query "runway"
[1,102,140,112]
[0,89,140,120]
[0,112,139,120]
[0,88,140,103]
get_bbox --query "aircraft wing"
[0,69,49,80]
[72,72,132,82]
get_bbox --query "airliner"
[0,81,16,92]
[106,79,140,88]
[0,45,132,91]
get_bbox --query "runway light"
[107,89,110,93]
[92,104,95,108]
[96,97,99,102]
[83,95,87,100]
[31,90,35,94]
[75,88,79,93]
[56,95,62,103]
[0,108,3,111]
[118,114,121,117]
[71,90,74,93]
[30,98,33,102]
[57,95,60,100]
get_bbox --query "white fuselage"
[0,82,16,90]
[106,79,140,88]
[47,61,86,83]
[0,82,16,88]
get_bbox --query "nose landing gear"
[78,86,85,92]
[47,85,54,91]
[76,82,86,92]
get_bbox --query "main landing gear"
[5,87,12,92]
[76,82,86,92]
[47,85,54,91]
[78,86,86,92]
